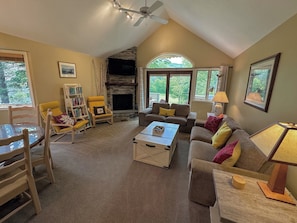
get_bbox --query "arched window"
[145,54,193,106]
[147,54,193,68]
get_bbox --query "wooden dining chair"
[30,111,55,183]
[0,129,41,222]
[8,105,40,126]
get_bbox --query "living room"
[1,1,297,222]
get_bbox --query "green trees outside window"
[0,50,33,108]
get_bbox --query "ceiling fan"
[120,0,168,27]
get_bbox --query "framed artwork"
[58,62,77,78]
[244,53,281,112]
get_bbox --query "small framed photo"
[58,62,77,78]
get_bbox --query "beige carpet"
[4,119,210,223]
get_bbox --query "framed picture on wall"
[244,53,281,112]
[58,61,77,78]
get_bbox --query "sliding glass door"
[147,70,192,107]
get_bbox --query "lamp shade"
[250,122,297,165]
[212,91,229,103]
[250,122,297,205]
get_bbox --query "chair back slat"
[8,106,40,126]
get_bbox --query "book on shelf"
[76,86,82,94]
[69,87,76,95]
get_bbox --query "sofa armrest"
[188,159,221,206]
[188,159,270,206]
[186,111,197,127]
[138,108,152,126]
[139,107,152,115]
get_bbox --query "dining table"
[0,123,45,155]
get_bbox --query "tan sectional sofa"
[188,116,274,206]
[138,102,197,133]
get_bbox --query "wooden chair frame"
[0,129,41,222]
[8,105,40,126]
[87,96,113,127]
[31,111,55,183]
[39,101,88,144]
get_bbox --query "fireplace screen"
[112,94,133,110]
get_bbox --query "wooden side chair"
[39,101,88,144]
[0,129,41,222]
[30,111,55,183]
[8,105,40,126]
[87,96,113,127]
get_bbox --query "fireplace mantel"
[105,82,137,87]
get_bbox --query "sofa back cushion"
[219,117,241,131]
[170,103,190,117]
[227,129,266,172]
[152,103,170,114]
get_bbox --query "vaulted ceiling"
[1,0,297,58]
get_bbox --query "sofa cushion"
[190,126,213,143]
[159,107,175,116]
[227,129,266,172]
[152,103,170,114]
[145,114,166,123]
[212,122,232,149]
[204,116,223,133]
[170,103,190,117]
[220,117,241,131]
[188,140,218,168]
[213,140,241,167]
[166,116,187,126]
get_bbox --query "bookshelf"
[63,84,90,125]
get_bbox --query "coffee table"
[133,121,179,168]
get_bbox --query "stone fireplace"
[105,47,137,121]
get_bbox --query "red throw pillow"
[204,116,223,133]
[53,114,76,126]
[213,140,240,166]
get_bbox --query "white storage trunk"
[133,122,179,168]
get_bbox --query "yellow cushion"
[159,107,175,116]
[212,122,232,149]
[222,141,241,167]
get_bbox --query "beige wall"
[227,14,297,197]
[0,32,104,124]
[137,19,234,116]
[137,19,233,68]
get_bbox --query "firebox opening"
[112,94,133,111]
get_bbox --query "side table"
[211,169,297,223]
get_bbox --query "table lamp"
[212,91,229,116]
[250,122,297,205]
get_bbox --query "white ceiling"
[1,0,297,58]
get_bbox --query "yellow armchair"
[87,96,113,127]
[39,101,88,143]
